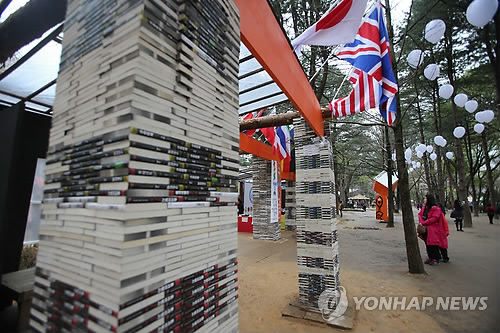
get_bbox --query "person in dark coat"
[452,199,464,231]
[486,203,495,224]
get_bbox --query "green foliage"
[19,244,38,270]
[266,0,498,203]
[240,154,253,167]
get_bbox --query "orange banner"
[375,195,388,221]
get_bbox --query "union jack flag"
[329,2,398,125]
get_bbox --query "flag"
[329,2,398,125]
[242,109,265,136]
[292,0,368,57]
[277,126,292,172]
[329,69,381,117]
[260,126,277,148]
[276,126,289,160]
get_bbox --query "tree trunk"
[394,188,400,213]
[464,125,479,217]
[483,11,500,133]
[414,78,433,194]
[432,85,446,205]
[496,11,500,131]
[385,125,394,227]
[239,109,331,131]
[392,121,425,273]
[444,12,472,227]
[447,161,455,207]
[385,0,425,274]
[481,132,498,218]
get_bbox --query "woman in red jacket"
[418,194,446,265]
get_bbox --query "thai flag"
[277,126,292,170]
[329,2,398,125]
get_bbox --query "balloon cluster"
[405,1,498,168]
[440,87,495,137]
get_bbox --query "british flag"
[329,2,398,125]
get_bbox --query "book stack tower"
[293,118,340,312]
[250,157,281,241]
[284,180,296,231]
[30,0,241,332]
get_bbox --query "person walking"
[451,199,464,232]
[338,200,343,217]
[486,203,495,224]
[418,193,446,265]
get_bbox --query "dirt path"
[238,209,499,332]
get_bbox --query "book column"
[30,0,241,332]
[250,157,281,241]
[284,180,296,231]
[293,118,340,312]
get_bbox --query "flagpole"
[332,65,354,100]
[308,46,341,83]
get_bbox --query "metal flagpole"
[332,65,354,100]
[308,46,341,83]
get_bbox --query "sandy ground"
[238,209,499,333]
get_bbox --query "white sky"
[0,0,29,23]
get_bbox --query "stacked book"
[30,0,241,332]
[293,119,340,312]
[250,157,281,241]
[284,180,296,231]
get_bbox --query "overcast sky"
[0,0,412,105]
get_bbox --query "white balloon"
[434,136,443,145]
[475,111,485,123]
[482,110,495,123]
[454,94,468,107]
[417,151,424,158]
[466,0,499,28]
[441,138,447,147]
[475,110,494,123]
[465,100,478,113]
[439,84,454,99]
[453,126,466,138]
[474,123,485,134]
[446,152,454,159]
[416,162,421,168]
[405,148,412,160]
[424,64,440,80]
[430,153,437,161]
[418,143,427,152]
[409,167,414,172]
[425,19,446,44]
[426,145,434,153]
[407,50,424,69]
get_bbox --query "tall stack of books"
[30,0,241,332]
[293,119,340,312]
[284,180,296,231]
[250,157,281,241]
